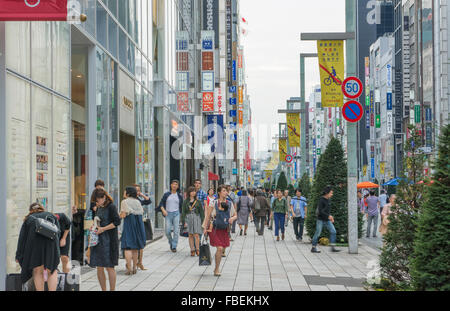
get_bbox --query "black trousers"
[293,217,305,239]
[254,216,266,235]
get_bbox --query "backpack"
[254,198,261,211]
[213,201,230,230]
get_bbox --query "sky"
[239,0,346,155]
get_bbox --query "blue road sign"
[342,100,364,123]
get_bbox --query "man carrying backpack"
[290,188,307,241]
[252,190,270,235]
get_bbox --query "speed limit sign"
[342,76,363,99]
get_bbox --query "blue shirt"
[270,196,276,208]
[291,196,307,218]
[197,189,208,202]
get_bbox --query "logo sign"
[0,0,73,21]
[229,98,236,106]
[202,92,214,112]
[25,0,41,7]
[229,86,236,93]
[202,72,214,92]
[387,92,392,110]
[177,92,190,112]
[342,100,364,123]
[386,64,392,88]
[342,76,363,99]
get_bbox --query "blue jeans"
[165,211,180,249]
[274,212,286,237]
[311,219,337,246]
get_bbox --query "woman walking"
[271,189,289,241]
[89,189,121,291]
[120,186,146,275]
[16,203,61,291]
[237,189,252,236]
[379,194,396,236]
[203,185,237,276]
[181,186,205,256]
[54,212,71,273]
[206,188,216,209]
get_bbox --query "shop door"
[120,131,136,195]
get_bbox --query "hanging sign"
[317,40,344,107]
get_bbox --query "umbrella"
[357,181,379,189]
[382,178,400,186]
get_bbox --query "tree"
[298,173,311,200]
[305,137,363,243]
[276,171,288,191]
[287,184,295,197]
[410,124,450,290]
[378,125,426,290]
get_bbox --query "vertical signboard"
[207,115,224,154]
[202,30,215,112]
[386,61,393,134]
[286,113,300,147]
[226,0,232,86]
[176,31,190,112]
[203,0,219,48]
[317,40,344,107]
[279,138,287,163]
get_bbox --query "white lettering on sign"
[24,0,40,7]
[205,0,214,30]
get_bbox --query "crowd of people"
[15,177,398,291]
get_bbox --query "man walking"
[290,189,307,241]
[365,190,379,238]
[311,186,340,253]
[157,180,183,252]
[252,190,270,235]
[194,179,208,208]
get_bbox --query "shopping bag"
[180,223,189,238]
[57,272,80,291]
[88,216,100,247]
[199,235,211,266]
[144,218,153,241]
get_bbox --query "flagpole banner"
[279,138,287,163]
[286,113,300,147]
[0,0,70,21]
[317,40,344,108]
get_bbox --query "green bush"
[276,171,288,191]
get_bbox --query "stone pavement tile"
[291,285,311,291]
[309,285,330,291]
[346,286,365,291]
[326,284,348,291]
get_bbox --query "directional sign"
[342,100,364,123]
[342,76,363,99]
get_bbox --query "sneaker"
[331,246,341,253]
[171,248,177,253]
[311,247,321,253]
[276,236,280,241]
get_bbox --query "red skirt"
[208,227,230,248]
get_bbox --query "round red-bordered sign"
[342,76,363,99]
[285,155,293,163]
[342,100,364,123]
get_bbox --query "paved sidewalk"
[81,221,380,291]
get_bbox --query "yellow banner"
[380,162,385,175]
[363,165,367,177]
[286,113,300,147]
[317,40,344,107]
[279,138,287,162]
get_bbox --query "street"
[81,222,379,291]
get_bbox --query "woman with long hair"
[16,203,61,291]
[89,188,121,291]
[120,186,146,275]
[202,185,237,276]
[181,186,205,256]
[237,189,252,236]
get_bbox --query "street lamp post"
[300,8,358,253]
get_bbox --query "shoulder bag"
[30,215,60,240]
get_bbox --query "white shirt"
[166,193,180,213]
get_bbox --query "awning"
[208,172,219,181]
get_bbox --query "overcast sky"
[240,0,346,154]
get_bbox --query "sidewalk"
[81,221,380,291]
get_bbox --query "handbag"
[88,216,100,247]
[30,215,60,240]
[180,224,189,237]
[199,235,211,266]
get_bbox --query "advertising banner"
[279,138,287,163]
[202,92,214,112]
[207,115,224,154]
[177,92,190,112]
[202,72,214,92]
[203,0,219,49]
[226,0,232,86]
[286,113,300,147]
[0,0,71,21]
[317,40,344,107]
[176,31,190,112]
[202,51,214,71]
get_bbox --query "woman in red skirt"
[203,185,237,276]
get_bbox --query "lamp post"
[300,2,358,254]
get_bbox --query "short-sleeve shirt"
[55,213,71,232]
[166,193,180,213]
[291,196,307,218]
[366,196,379,216]
[197,189,208,203]
[378,194,387,207]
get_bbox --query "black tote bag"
[198,235,211,266]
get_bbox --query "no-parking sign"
[342,100,364,123]
[342,76,363,99]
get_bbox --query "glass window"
[107,0,117,17]
[142,57,148,88]
[135,49,142,83]
[80,0,96,37]
[127,40,135,74]
[96,49,109,185]
[53,22,70,97]
[31,22,52,88]
[108,15,118,59]
[129,0,136,41]
[136,0,141,46]
[6,22,30,77]
[142,0,148,57]
[119,28,128,67]
[118,0,128,29]
[96,1,108,48]
[109,60,119,204]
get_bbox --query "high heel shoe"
[125,263,133,275]
[137,263,147,270]
[191,250,195,257]
[196,249,200,256]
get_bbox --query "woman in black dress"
[16,203,61,291]
[54,212,71,273]
[89,189,121,291]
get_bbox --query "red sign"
[202,92,214,112]
[341,76,363,99]
[342,100,364,123]
[176,52,189,71]
[177,92,189,112]
[0,0,68,21]
[202,51,214,71]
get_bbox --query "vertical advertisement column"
[176,31,190,113]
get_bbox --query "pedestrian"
[378,189,387,218]
[89,188,121,291]
[157,180,183,253]
[202,185,237,276]
[248,190,255,222]
[290,189,307,241]
[271,189,289,241]
[237,189,252,236]
[90,179,106,218]
[311,186,341,253]
[181,186,205,256]
[54,212,71,273]
[268,191,276,230]
[284,190,291,227]
[226,185,238,235]
[379,194,396,236]
[365,190,379,238]
[252,190,270,235]
[15,203,61,291]
[120,186,146,275]
[206,188,216,209]
[358,190,365,214]
[133,184,151,271]
[194,179,208,207]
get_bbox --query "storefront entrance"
[120,131,136,195]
